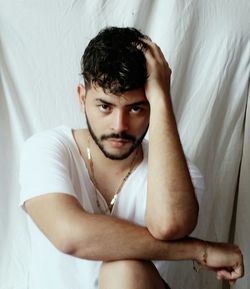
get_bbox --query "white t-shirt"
[19,126,204,289]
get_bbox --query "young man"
[19,27,244,289]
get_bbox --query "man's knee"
[100,259,153,277]
[99,260,166,289]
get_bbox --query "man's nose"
[111,110,129,132]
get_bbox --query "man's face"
[79,85,150,160]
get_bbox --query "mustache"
[101,133,136,142]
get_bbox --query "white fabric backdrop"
[0,0,249,288]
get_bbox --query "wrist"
[194,239,209,264]
[178,237,205,261]
[190,239,209,273]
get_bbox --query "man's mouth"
[107,138,131,147]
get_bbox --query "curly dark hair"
[81,27,150,95]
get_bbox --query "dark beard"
[85,114,148,160]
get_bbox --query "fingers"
[140,38,172,100]
[147,42,163,60]
[142,39,170,68]
[142,39,172,81]
[217,275,236,286]
[216,266,244,285]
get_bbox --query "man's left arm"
[144,41,199,240]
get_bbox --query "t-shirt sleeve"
[19,131,77,207]
[187,160,205,205]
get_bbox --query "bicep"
[24,193,85,251]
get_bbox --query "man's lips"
[106,138,131,147]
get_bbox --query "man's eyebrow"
[95,99,113,105]
[95,99,149,107]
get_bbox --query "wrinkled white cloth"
[1,1,249,288]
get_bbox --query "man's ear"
[77,84,86,112]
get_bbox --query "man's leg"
[99,260,170,289]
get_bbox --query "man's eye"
[98,104,111,112]
[130,106,142,114]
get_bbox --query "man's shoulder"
[24,126,70,144]
[21,126,74,156]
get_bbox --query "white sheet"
[0,1,249,288]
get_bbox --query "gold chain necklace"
[86,139,139,213]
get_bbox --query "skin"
[75,85,150,204]
[24,40,244,286]
[144,40,198,239]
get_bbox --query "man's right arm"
[24,193,244,284]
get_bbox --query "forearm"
[25,194,199,262]
[142,41,198,239]
[146,93,199,239]
[63,211,244,284]
[26,193,244,283]
[64,210,201,261]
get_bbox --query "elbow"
[56,236,90,258]
[55,230,95,259]
[53,230,88,257]
[50,230,76,254]
[147,222,181,241]
[51,215,96,258]
[147,219,197,241]
[146,210,199,241]
[57,237,78,255]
